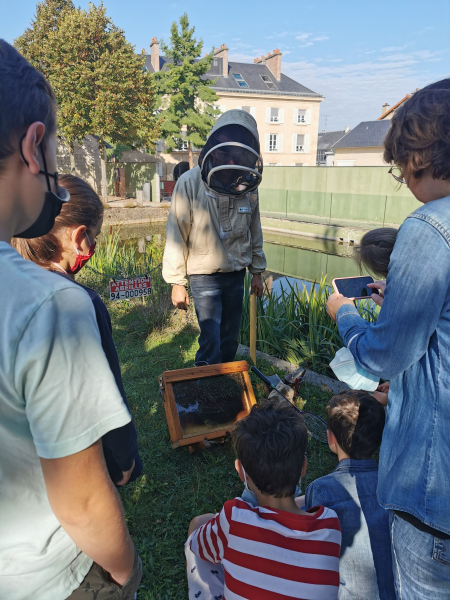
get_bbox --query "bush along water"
[77,231,172,332]
[239,273,379,376]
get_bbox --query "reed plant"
[77,231,172,332]
[239,274,379,376]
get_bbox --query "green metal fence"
[259,166,420,229]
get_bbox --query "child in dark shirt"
[305,390,395,600]
[12,174,142,485]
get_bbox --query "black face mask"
[14,136,70,239]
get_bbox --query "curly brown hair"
[326,390,385,459]
[383,79,450,181]
[12,174,103,268]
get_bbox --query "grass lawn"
[95,294,337,599]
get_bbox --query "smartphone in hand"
[332,276,379,300]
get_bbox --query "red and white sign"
[109,276,152,301]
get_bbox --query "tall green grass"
[239,274,379,376]
[88,231,158,279]
[77,232,172,332]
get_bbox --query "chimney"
[150,37,159,72]
[344,126,350,133]
[264,48,282,81]
[214,44,228,77]
[382,102,390,115]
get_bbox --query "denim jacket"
[336,196,450,535]
[305,459,395,600]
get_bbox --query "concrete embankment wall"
[259,166,421,241]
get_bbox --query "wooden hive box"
[159,361,256,449]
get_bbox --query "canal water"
[111,223,362,293]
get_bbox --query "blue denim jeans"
[189,270,246,366]
[389,511,450,600]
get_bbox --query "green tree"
[16,2,159,199]
[152,13,220,169]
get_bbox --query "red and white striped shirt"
[189,498,341,600]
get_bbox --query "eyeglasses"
[388,166,407,185]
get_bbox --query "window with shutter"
[294,135,305,152]
[250,107,256,117]
[306,109,312,125]
[279,108,284,124]
[278,134,283,153]
[304,134,310,154]
[265,134,270,152]
[266,107,271,123]
[270,108,279,123]
[268,134,278,152]
[297,109,307,124]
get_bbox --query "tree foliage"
[152,13,219,165]
[15,1,159,196]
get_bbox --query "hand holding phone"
[332,276,379,300]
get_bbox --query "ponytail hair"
[12,174,103,268]
[353,228,398,279]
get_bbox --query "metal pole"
[250,293,257,365]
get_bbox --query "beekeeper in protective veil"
[162,109,266,366]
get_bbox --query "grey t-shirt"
[0,243,131,600]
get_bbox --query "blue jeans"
[390,511,450,599]
[189,270,245,366]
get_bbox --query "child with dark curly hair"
[185,399,342,600]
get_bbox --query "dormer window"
[232,73,248,88]
[260,75,277,90]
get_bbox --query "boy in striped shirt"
[185,399,341,600]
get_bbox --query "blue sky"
[3,0,449,131]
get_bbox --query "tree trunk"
[69,148,76,174]
[100,138,108,202]
[188,141,193,169]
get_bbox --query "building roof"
[317,130,349,151]
[333,121,391,149]
[378,94,411,120]
[144,55,322,98]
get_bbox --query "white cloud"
[296,33,312,42]
[295,32,328,47]
[329,58,343,62]
[381,44,409,53]
[283,50,448,130]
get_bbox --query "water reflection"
[107,223,361,292]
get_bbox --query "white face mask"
[240,466,302,507]
[330,341,379,392]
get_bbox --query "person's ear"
[21,122,46,175]
[71,225,87,251]
[327,430,338,454]
[235,459,245,483]
[301,455,308,478]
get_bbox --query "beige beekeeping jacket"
[162,110,266,286]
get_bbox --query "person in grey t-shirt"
[0,40,141,600]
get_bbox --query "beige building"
[332,120,392,167]
[144,41,323,178]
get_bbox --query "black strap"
[395,510,450,540]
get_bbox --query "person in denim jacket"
[327,79,450,599]
[305,391,395,600]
